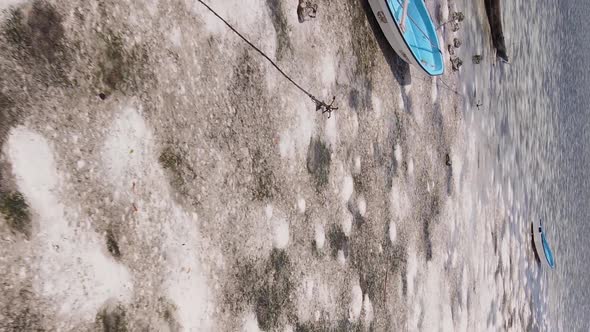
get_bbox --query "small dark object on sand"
[447,45,455,56]
[445,154,452,166]
[484,0,509,62]
[99,92,107,100]
[451,57,463,71]
[438,11,464,31]
[472,55,483,64]
[453,38,462,48]
[451,12,465,22]
[297,0,317,23]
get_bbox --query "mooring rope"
[195,0,338,117]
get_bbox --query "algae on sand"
[0,191,31,237]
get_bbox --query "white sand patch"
[419,262,454,332]
[341,175,354,203]
[273,217,290,249]
[394,144,402,165]
[76,159,86,169]
[353,156,361,174]
[390,179,411,224]
[191,0,277,57]
[440,0,449,21]
[102,107,212,330]
[431,77,438,103]
[296,275,337,323]
[191,0,260,34]
[279,131,295,159]
[295,107,315,157]
[452,152,463,193]
[320,54,336,86]
[349,282,363,322]
[341,210,353,237]
[371,94,382,117]
[350,112,359,138]
[397,90,405,110]
[297,197,306,214]
[265,204,274,219]
[102,107,157,187]
[337,250,346,265]
[0,0,27,11]
[389,221,397,244]
[403,82,412,95]
[169,26,182,47]
[314,223,325,250]
[406,249,418,297]
[146,0,158,16]
[298,277,315,321]
[362,294,374,324]
[357,195,366,217]
[6,127,133,322]
[242,311,262,332]
[279,106,315,160]
[408,157,414,178]
[325,114,338,147]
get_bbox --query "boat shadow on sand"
[530,222,542,267]
[358,0,412,87]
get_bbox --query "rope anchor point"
[313,96,338,118]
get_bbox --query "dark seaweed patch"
[98,32,127,91]
[3,8,31,48]
[0,288,44,332]
[106,228,121,259]
[255,249,295,330]
[156,298,182,332]
[96,303,128,332]
[252,149,276,201]
[348,89,361,109]
[159,145,200,195]
[27,1,66,62]
[0,191,31,238]
[2,1,70,83]
[327,224,349,259]
[265,0,292,61]
[306,137,331,191]
[96,30,153,94]
[0,93,17,155]
[3,2,66,62]
[224,249,295,331]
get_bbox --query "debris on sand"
[451,57,463,71]
[297,0,318,23]
[453,38,462,48]
[447,45,455,56]
[472,54,483,64]
[442,11,464,32]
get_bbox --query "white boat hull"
[368,0,433,77]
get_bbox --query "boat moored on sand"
[368,0,444,76]
[532,219,556,270]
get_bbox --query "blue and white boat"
[368,0,444,76]
[533,219,556,270]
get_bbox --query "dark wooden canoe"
[484,0,509,62]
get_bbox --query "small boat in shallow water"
[532,219,555,270]
[368,0,444,76]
